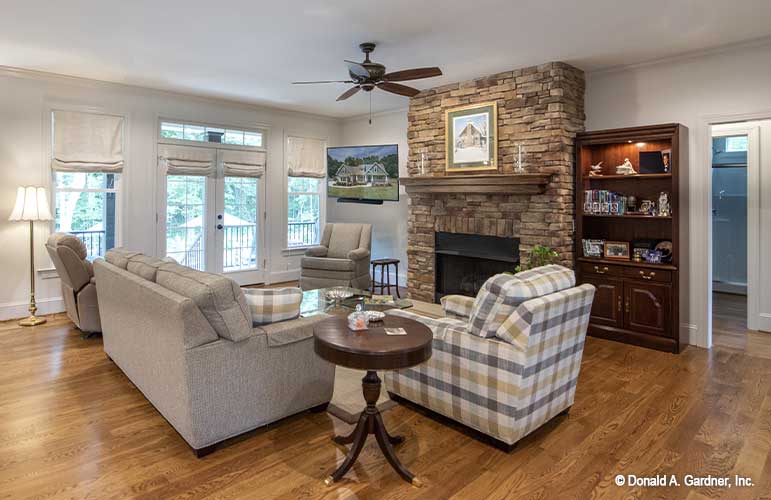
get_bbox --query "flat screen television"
[327,144,399,203]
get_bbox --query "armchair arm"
[347,248,370,261]
[440,295,475,319]
[304,245,328,257]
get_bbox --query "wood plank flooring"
[713,292,771,359]
[1,315,770,499]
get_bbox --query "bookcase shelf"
[575,123,687,353]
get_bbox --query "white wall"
[328,109,409,286]
[585,40,771,347]
[0,68,341,320]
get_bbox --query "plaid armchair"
[385,265,595,449]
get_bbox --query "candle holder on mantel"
[414,152,428,176]
[514,144,526,174]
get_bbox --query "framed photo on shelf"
[582,239,604,258]
[445,102,497,173]
[603,241,630,260]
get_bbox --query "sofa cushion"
[243,287,303,326]
[440,294,475,319]
[126,254,165,281]
[301,256,356,272]
[255,314,325,347]
[468,265,576,338]
[105,248,141,269]
[156,262,252,342]
[328,224,363,258]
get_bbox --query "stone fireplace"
[404,62,585,302]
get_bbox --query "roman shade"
[52,110,125,172]
[287,136,326,178]
[220,149,266,178]
[159,144,216,176]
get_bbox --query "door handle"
[625,299,630,314]
[217,224,223,230]
[617,295,622,312]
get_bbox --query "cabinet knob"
[639,270,656,280]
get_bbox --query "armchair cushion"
[327,224,363,258]
[105,248,141,269]
[469,265,576,339]
[440,295,475,319]
[243,287,303,326]
[301,256,355,272]
[304,245,328,257]
[256,314,328,347]
[347,248,370,261]
[126,254,165,281]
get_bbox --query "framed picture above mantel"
[445,101,497,173]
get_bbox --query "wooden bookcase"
[575,124,688,353]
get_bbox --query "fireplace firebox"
[434,232,519,302]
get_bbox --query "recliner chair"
[45,233,102,334]
[299,223,372,291]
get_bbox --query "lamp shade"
[9,186,53,222]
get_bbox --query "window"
[725,136,748,152]
[160,121,263,148]
[165,175,206,270]
[287,177,321,248]
[54,172,120,259]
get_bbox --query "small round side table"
[314,314,432,486]
[371,258,401,297]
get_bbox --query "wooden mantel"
[400,173,552,195]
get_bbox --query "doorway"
[710,121,766,350]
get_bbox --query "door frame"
[697,110,770,347]
[711,123,760,331]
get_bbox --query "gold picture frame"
[445,101,498,173]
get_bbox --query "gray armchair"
[300,223,372,290]
[45,233,102,333]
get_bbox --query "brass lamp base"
[19,315,47,327]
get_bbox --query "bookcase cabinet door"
[623,281,672,337]
[583,276,624,329]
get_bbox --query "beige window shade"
[287,136,326,178]
[52,110,125,172]
[220,149,266,178]
[159,144,216,176]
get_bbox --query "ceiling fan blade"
[344,60,370,79]
[376,82,421,98]
[336,86,361,101]
[382,67,442,82]
[292,80,354,84]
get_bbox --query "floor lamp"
[9,186,53,326]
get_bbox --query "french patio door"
[160,147,266,285]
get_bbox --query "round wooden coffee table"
[314,314,432,487]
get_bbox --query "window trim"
[158,117,268,153]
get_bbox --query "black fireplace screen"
[434,232,519,302]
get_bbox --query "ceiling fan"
[292,42,442,102]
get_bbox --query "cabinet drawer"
[623,267,672,283]
[580,262,623,277]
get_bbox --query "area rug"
[327,366,397,424]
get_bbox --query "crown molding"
[587,35,771,77]
[0,65,344,123]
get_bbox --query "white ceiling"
[2,0,771,118]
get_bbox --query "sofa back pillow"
[468,265,576,338]
[126,254,165,282]
[156,262,252,342]
[104,248,141,269]
[243,287,303,326]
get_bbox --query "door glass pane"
[223,177,258,272]
[166,175,206,270]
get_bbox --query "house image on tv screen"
[327,144,399,201]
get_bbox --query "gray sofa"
[300,223,372,290]
[94,249,335,456]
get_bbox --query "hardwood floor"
[713,292,771,359]
[1,315,770,499]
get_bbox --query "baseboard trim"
[268,269,300,285]
[680,323,699,347]
[0,297,65,321]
